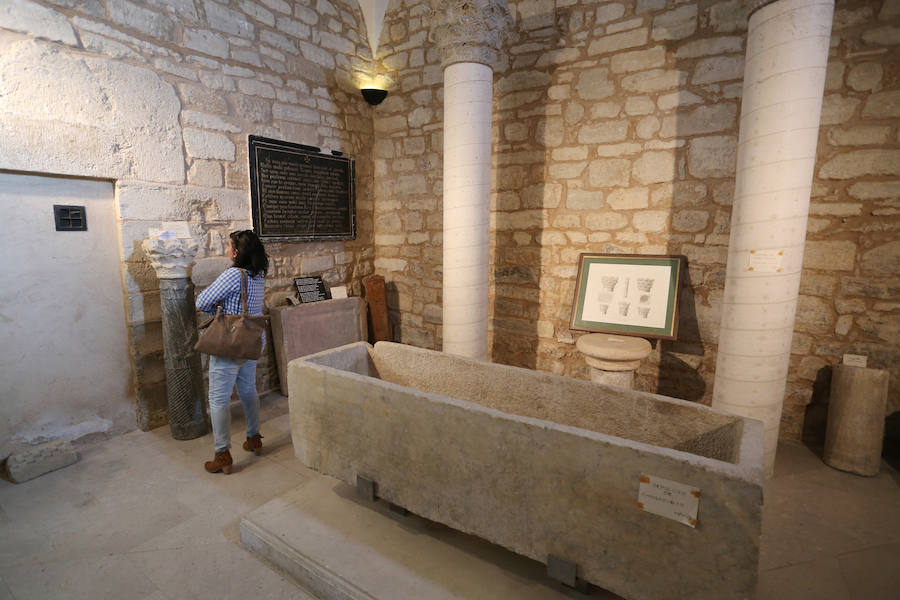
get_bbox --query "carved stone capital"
[429,0,511,70]
[742,0,781,18]
[142,237,199,279]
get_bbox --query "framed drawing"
[570,254,685,340]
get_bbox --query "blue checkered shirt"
[196,267,265,317]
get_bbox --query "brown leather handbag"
[194,269,268,359]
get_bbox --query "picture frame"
[570,254,685,340]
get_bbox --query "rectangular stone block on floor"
[270,297,367,395]
[6,440,79,483]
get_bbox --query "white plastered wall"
[0,173,134,458]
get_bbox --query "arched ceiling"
[357,0,389,59]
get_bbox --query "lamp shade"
[361,88,388,105]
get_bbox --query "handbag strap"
[239,269,249,316]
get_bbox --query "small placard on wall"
[150,221,192,240]
[843,353,867,368]
[294,276,328,303]
[637,474,700,528]
[746,249,783,273]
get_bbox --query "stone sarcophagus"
[288,342,764,600]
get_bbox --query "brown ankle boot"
[242,434,263,456]
[204,449,233,474]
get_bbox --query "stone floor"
[1,392,898,600]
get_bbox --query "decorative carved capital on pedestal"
[429,0,512,70]
[142,237,199,279]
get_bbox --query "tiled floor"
[1,392,898,600]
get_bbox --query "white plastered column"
[430,0,510,361]
[712,0,835,477]
[442,63,494,359]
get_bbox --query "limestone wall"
[0,0,376,430]
[372,0,900,439]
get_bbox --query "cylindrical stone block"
[589,369,635,389]
[159,278,209,440]
[824,365,889,477]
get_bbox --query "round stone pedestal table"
[576,334,652,389]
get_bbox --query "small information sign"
[294,276,328,303]
[150,221,192,240]
[637,474,700,528]
[746,249,783,273]
[843,353,867,368]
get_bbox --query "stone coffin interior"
[305,341,745,464]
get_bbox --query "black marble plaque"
[249,136,356,241]
[294,276,329,303]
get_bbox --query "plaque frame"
[248,135,356,242]
[570,253,685,340]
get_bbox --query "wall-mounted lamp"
[361,88,388,106]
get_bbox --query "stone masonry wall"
[0,0,377,430]
[372,0,899,440]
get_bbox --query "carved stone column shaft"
[143,238,208,440]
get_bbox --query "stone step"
[240,475,619,600]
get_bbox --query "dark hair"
[230,230,269,277]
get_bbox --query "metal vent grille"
[54,205,87,231]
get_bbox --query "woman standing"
[195,230,268,474]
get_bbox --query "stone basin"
[288,341,764,600]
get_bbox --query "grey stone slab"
[270,298,366,395]
[288,342,765,600]
[5,440,78,483]
[0,554,158,600]
[241,476,616,600]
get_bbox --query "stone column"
[430,0,510,361]
[711,0,834,476]
[824,365,889,476]
[142,238,208,440]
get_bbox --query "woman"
[195,230,269,474]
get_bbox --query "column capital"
[429,0,511,70]
[142,237,199,279]
[742,0,780,18]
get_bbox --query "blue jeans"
[208,355,260,453]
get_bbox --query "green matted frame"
[570,253,685,340]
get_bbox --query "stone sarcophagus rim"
[288,341,764,600]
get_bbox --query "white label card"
[843,354,867,368]
[746,249,783,273]
[161,221,193,238]
[637,474,700,528]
